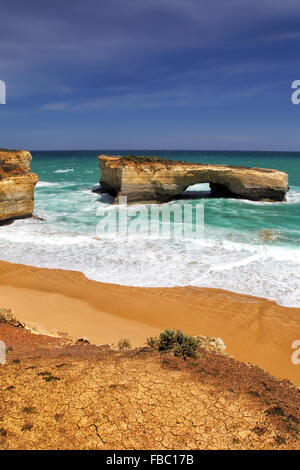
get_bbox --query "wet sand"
[0,259,299,386]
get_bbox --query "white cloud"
[41,102,71,111]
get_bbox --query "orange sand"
[0,260,299,386]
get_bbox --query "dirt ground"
[0,323,299,450]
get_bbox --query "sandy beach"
[0,259,299,386]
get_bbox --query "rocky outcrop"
[0,309,25,329]
[0,150,38,223]
[98,155,289,203]
[195,335,226,354]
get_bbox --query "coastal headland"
[0,150,38,223]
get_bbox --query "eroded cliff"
[98,155,289,203]
[0,150,38,222]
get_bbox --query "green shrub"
[173,334,200,360]
[43,375,60,382]
[158,329,178,351]
[146,336,159,348]
[121,155,180,164]
[274,435,286,446]
[266,406,285,417]
[22,406,37,414]
[157,329,200,360]
[117,338,132,350]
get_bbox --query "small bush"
[146,336,159,348]
[252,426,266,436]
[247,390,261,398]
[158,329,200,360]
[173,333,200,360]
[57,331,69,338]
[121,155,181,165]
[22,406,37,414]
[38,371,60,382]
[158,329,178,351]
[266,406,285,417]
[43,375,60,382]
[274,435,286,446]
[21,424,33,432]
[117,338,132,350]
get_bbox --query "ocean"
[0,150,299,307]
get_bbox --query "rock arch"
[98,155,289,204]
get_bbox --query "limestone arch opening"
[180,182,211,199]
[178,181,236,200]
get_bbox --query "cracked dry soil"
[0,323,299,450]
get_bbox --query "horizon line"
[27,148,300,153]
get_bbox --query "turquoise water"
[0,150,299,306]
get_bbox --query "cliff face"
[98,155,289,203]
[0,150,38,223]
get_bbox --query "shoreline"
[0,259,299,386]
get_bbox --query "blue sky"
[1,0,300,150]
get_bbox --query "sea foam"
[36,181,59,188]
[54,168,74,173]
[0,217,299,308]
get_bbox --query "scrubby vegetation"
[117,338,132,350]
[120,155,183,165]
[146,336,159,349]
[147,329,200,360]
[266,406,286,417]
[22,406,37,414]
